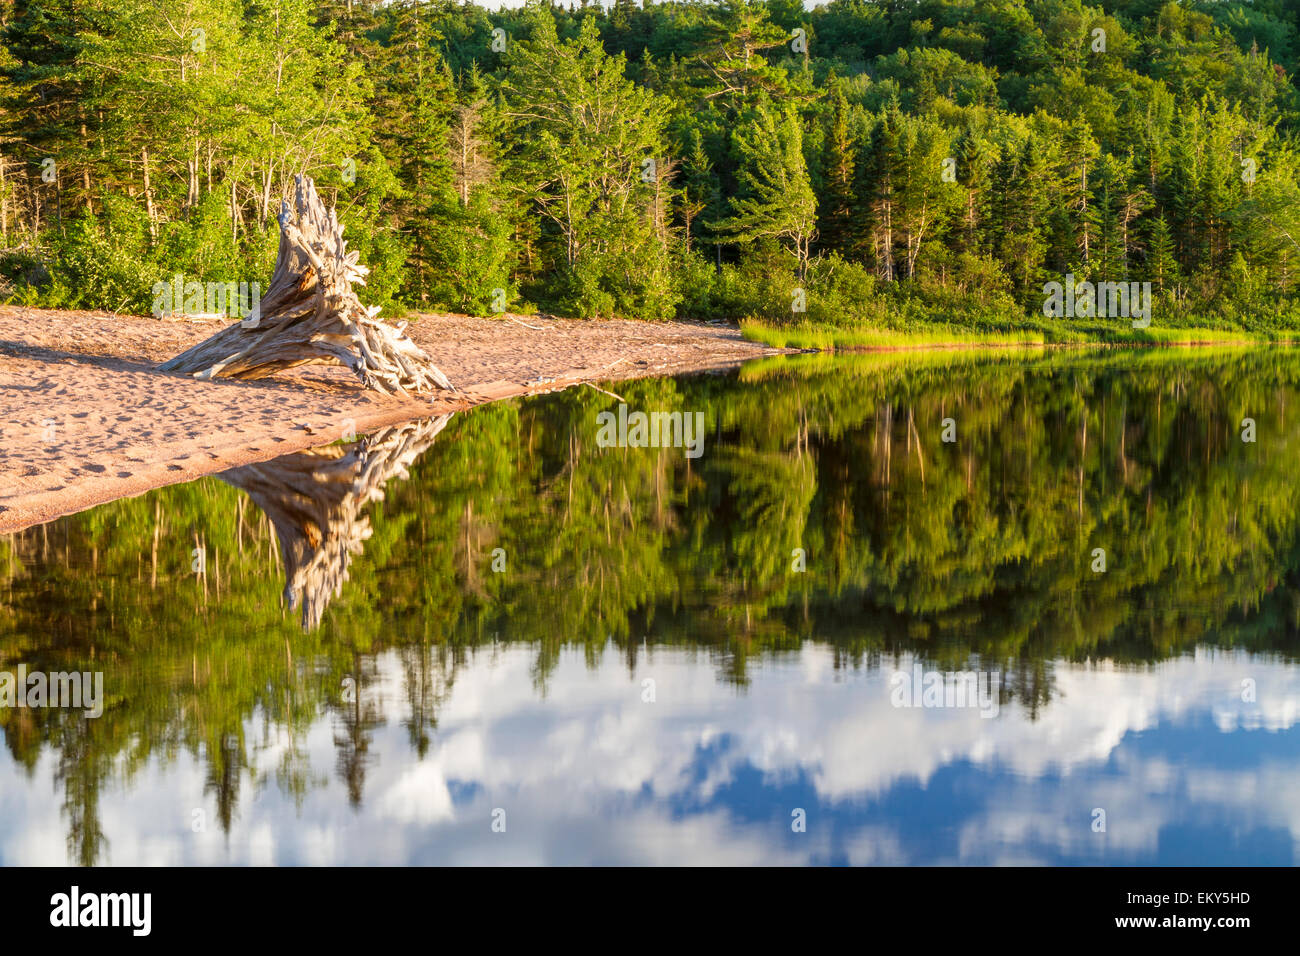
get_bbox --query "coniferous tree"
[712,97,818,280]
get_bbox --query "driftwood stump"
[160,175,453,395]
[220,416,452,630]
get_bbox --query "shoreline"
[0,307,781,533]
[3,306,1294,534]
[738,319,1299,352]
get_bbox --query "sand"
[0,306,781,532]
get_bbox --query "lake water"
[2,349,1298,865]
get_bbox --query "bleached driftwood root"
[160,175,453,396]
[220,416,452,629]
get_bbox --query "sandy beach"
[0,306,780,532]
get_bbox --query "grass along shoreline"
[740,320,1299,351]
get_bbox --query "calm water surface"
[2,349,1298,865]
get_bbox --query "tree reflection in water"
[5,350,1300,862]
[220,416,453,630]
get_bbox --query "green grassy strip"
[740,320,1292,351]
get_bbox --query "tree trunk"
[80,121,92,214]
[159,175,454,396]
[141,147,156,242]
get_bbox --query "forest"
[1,0,1298,340]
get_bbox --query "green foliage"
[1,0,1299,330]
[41,196,157,312]
[500,14,675,317]
[711,98,819,277]
[421,190,516,315]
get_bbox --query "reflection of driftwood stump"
[159,175,453,396]
[221,416,451,629]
